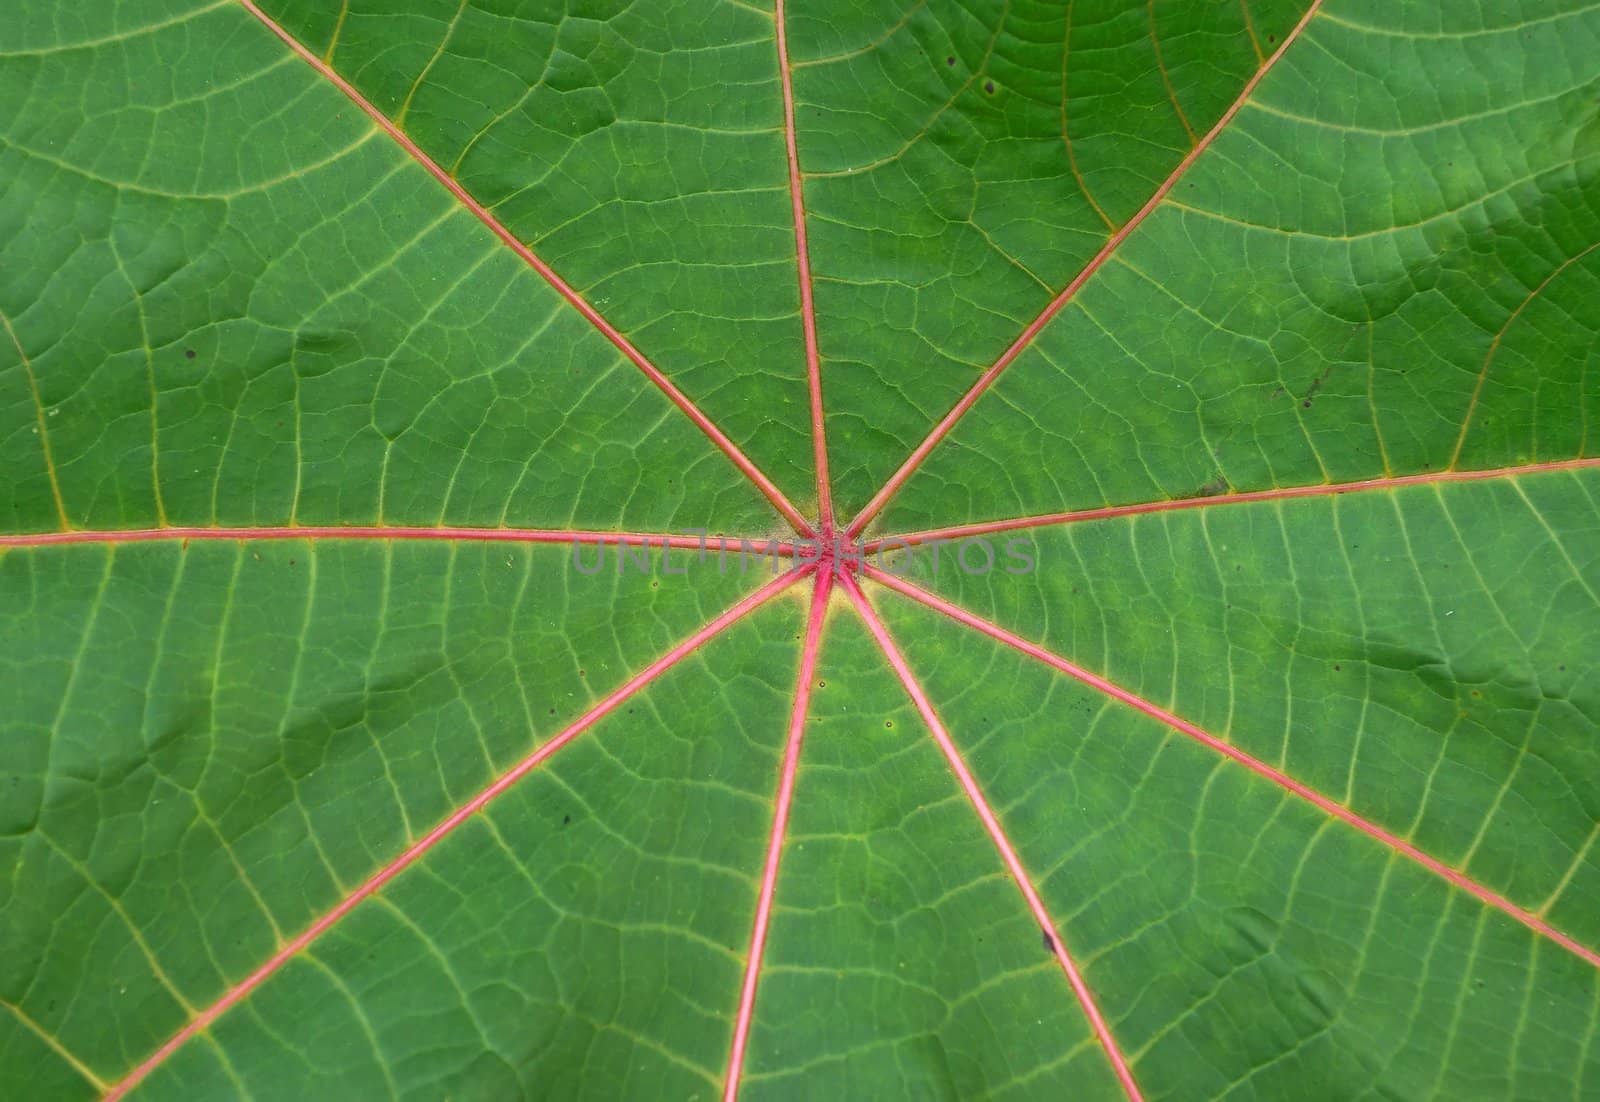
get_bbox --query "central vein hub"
[805,528,861,579]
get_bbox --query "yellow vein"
[0,309,69,529]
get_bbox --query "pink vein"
[723,567,833,1101]
[863,565,1600,972]
[774,0,833,533]
[861,457,1600,551]
[844,0,1326,539]
[841,574,1145,1101]
[102,564,813,1102]
[237,0,813,539]
[1,525,804,558]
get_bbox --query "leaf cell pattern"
[2,1,1598,1099]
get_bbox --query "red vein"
[774,0,833,533]
[863,565,1600,972]
[236,0,813,538]
[1,525,806,558]
[844,0,1325,539]
[861,457,1600,551]
[841,573,1145,1101]
[1450,241,1600,468]
[723,568,833,1101]
[102,564,813,1102]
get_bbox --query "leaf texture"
[2,1,1597,1100]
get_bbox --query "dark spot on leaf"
[884,720,893,728]
[984,80,995,94]
[1334,664,1342,671]
[184,348,196,359]
[1197,476,1229,497]
[1302,364,1334,408]
[1268,34,1277,42]
[816,679,826,688]
[579,669,586,678]
[1041,926,1056,952]
[946,55,955,66]
[1470,690,1481,698]
[562,814,571,826]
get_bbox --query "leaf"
[2,1,1597,1099]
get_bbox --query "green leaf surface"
[871,0,1600,532]
[2,1,1597,1099]
[877,586,1600,1100]
[137,596,807,1099]
[743,608,1119,1099]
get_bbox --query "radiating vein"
[234,0,814,537]
[841,573,1145,1102]
[0,525,807,558]
[861,457,1600,552]
[101,563,814,1101]
[723,567,833,1101]
[774,0,833,533]
[863,565,1600,972]
[844,0,1327,538]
